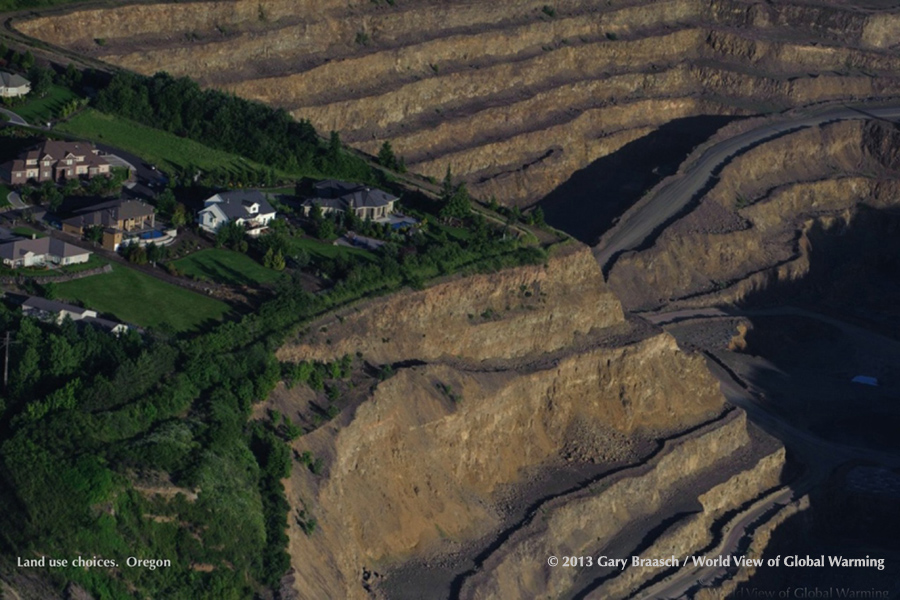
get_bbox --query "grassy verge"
[11,226,45,238]
[54,264,231,332]
[173,248,283,286]
[290,236,375,262]
[0,184,11,208]
[56,109,295,178]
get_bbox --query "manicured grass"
[290,236,374,261]
[173,248,283,286]
[14,85,79,125]
[0,184,11,208]
[54,264,231,332]
[57,109,293,178]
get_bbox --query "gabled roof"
[202,190,276,220]
[22,296,93,316]
[304,181,398,212]
[63,199,154,229]
[0,236,89,260]
[313,179,363,199]
[20,141,109,168]
[0,72,29,88]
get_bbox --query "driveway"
[6,191,26,210]
[0,107,27,126]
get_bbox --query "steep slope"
[607,119,900,311]
[273,246,785,599]
[17,0,900,205]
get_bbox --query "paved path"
[595,104,900,272]
[0,107,27,126]
[6,191,25,210]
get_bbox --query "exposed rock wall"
[608,120,900,310]
[19,0,900,205]
[277,244,624,364]
[459,412,782,599]
[285,332,726,599]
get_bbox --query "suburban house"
[1,140,111,185]
[21,296,129,335]
[301,180,398,220]
[0,71,30,97]
[0,236,91,269]
[62,199,156,251]
[197,190,277,237]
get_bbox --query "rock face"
[18,0,900,205]
[275,245,783,599]
[277,244,623,365]
[608,120,900,311]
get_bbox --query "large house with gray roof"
[197,190,277,237]
[62,199,156,251]
[301,180,398,220]
[0,71,30,98]
[0,235,91,269]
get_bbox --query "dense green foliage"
[0,61,557,599]
[56,109,286,184]
[94,72,374,182]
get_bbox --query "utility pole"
[3,331,10,392]
[2,331,19,392]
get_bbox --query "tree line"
[94,71,375,182]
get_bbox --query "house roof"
[63,199,154,230]
[313,179,363,199]
[0,71,29,89]
[82,315,127,331]
[0,236,90,261]
[21,141,109,168]
[22,296,93,316]
[201,190,276,220]
[305,180,398,212]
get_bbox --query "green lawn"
[14,85,79,125]
[173,248,283,286]
[0,184,11,208]
[54,264,231,333]
[12,226,45,238]
[290,236,375,261]
[57,109,293,178]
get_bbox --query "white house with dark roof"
[0,236,91,269]
[197,190,277,236]
[301,180,398,220]
[0,72,30,98]
[20,296,130,335]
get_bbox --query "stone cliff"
[18,0,900,205]
[608,119,900,311]
[272,245,783,599]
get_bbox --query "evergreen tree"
[440,182,471,221]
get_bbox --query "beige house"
[0,71,30,98]
[62,199,156,251]
[301,180,398,220]
[0,236,91,269]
